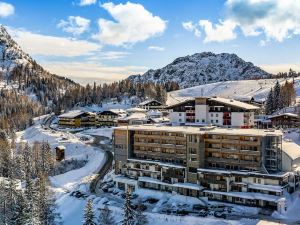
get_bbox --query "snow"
[204,190,281,203]
[81,127,114,139]
[248,184,283,193]
[282,141,300,160]
[209,96,259,110]
[167,77,300,106]
[58,110,91,118]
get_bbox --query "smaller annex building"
[96,109,126,127]
[58,110,96,127]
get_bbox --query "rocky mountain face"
[128,52,271,89]
[0,25,76,87]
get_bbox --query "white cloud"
[42,61,147,84]
[92,2,167,46]
[0,2,14,17]
[79,0,96,6]
[100,51,130,60]
[7,27,101,57]
[182,21,201,37]
[199,19,237,43]
[226,0,300,42]
[260,63,300,74]
[148,46,165,51]
[57,16,90,36]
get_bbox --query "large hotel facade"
[113,124,299,211]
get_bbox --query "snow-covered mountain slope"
[0,25,76,85]
[0,26,33,73]
[128,52,271,88]
[167,77,300,106]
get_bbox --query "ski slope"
[167,77,300,106]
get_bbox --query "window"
[179,119,182,122]
[211,114,213,117]
[189,167,197,173]
[179,113,182,116]
[190,157,197,162]
[211,120,213,123]
[216,120,219,123]
[202,119,205,123]
[196,119,199,122]
[216,114,219,117]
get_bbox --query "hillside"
[128,52,271,88]
[167,77,300,106]
[0,25,78,131]
[0,25,77,97]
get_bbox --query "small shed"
[55,145,66,161]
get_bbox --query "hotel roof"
[115,124,282,136]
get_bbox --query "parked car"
[193,204,207,211]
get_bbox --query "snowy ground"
[167,77,300,105]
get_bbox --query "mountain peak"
[128,52,271,88]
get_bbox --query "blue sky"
[1,0,300,84]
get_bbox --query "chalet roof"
[126,107,147,113]
[139,99,162,106]
[282,141,300,160]
[268,113,299,119]
[165,96,259,110]
[98,109,126,115]
[118,113,148,121]
[209,97,259,110]
[58,110,92,119]
[165,99,195,109]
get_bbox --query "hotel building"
[113,124,299,210]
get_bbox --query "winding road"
[42,115,114,195]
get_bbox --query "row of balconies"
[206,157,260,165]
[206,148,260,155]
[205,139,260,146]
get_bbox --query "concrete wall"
[195,105,209,123]
[231,112,244,127]
[170,112,186,124]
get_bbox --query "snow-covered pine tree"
[98,205,115,225]
[265,88,274,115]
[273,80,281,111]
[122,189,135,225]
[83,199,96,225]
[24,178,41,225]
[135,200,148,225]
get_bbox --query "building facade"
[96,110,126,127]
[113,124,296,210]
[139,100,163,110]
[58,110,96,127]
[166,97,259,128]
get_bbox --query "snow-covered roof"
[172,182,204,191]
[116,124,282,136]
[150,117,170,124]
[126,107,147,113]
[113,175,138,186]
[128,158,185,169]
[120,113,148,121]
[109,109,126,114]
[197,168,290,178]
[209,97,259,110]
[147,110,163,117]
[282,141,300,160]
[58,110,92,118]
[248,184,283,193]
[268,113,299,119]
[204,190,282,202]
[139,99,161,106]
[56,145,66,150]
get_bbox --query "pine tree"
[122,189,135,225]
[135,200,148,225]
[83,199,96,225]
[98,205,115,225]
[273,80,281,111]
[265,88,274,115]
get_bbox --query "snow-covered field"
[167,77,300,105]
